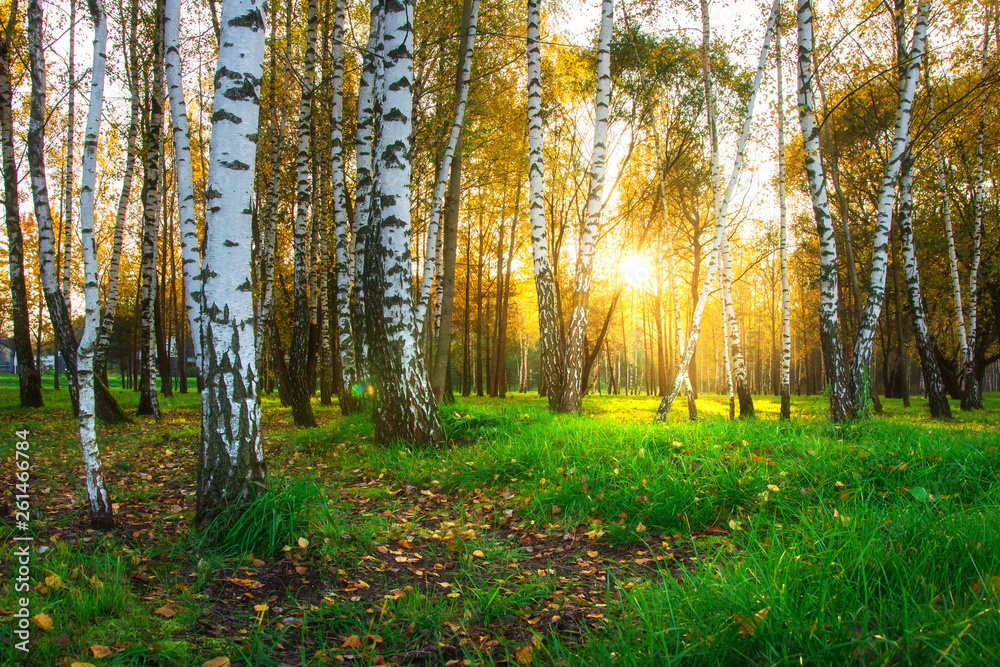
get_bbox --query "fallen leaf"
[33,613,54,631]
[551,505,561,515]
[90,645,114,658]
[635,522,646,533]
[70,663,97,667]
[767,484,780,492]
[736,606,771,636]
[45,573,64,590]
[154,605,177,618]
[472,550,486,559]
[515,645,534,665]
[342,635,363,649]
[202,658,231,667]
[297,537,310,549]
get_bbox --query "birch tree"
[414,0,480,334]
[287,0,319,427]
[330,0,359,414]
[77,0,114,528]
[526,0,564,410]
[352,0,383,376]
[777,21,791,420]
[363,0,446,445]
[196,0,268,521]
[137,0,166,420]
[965,17,990,411]
[561,0,613,414]
[848,1,928,412]
[165,0,203,378]
[656,0,778,420]
[793,0,853,421]
[0,0,43,408]
[897,149,951,418]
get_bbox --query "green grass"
[2,373,998,665]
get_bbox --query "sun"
[621,254,651,287]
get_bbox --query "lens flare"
[622,254,651,287]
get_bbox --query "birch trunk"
[527,0,564,410]
[164,0,204,378]
[330,0,359,413]
[560,0,613,413]
[352,0,383,376]
[965,18,989,410]
[0,0,44,408]
[924,55,976,409]
[364,0,445,445]
[656,0,778,420]
[77,0,114,529]
[138,1,165,420]
[794,0,853,421]
[196,0,268,522]
[777,22,791,420]
[62,0,75,315]
[287,0,319,427]
[897,149,951,418]
[27,0,80,411]
[414,0,480,334]
[849,1,928,411]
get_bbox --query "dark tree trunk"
[0,4,43,408]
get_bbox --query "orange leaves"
[735,606,771,637]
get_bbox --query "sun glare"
[621,254,651,287]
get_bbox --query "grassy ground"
[1,374,999,666]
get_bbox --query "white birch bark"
[849,1,929,410]
[656,0,778,420]
[792,0,854,421]
[897,149,951,418]
[288,0,318,427]
[137,7,164,420]
[27,0,80,411]
[78,0,113,529]
[196,0,267,521]
[965,18,990,410]
[330,0,358,412]
[777,22,791,420]
[561,0,613,413]
[352,0,383,371]
[414,0,480,334]
[164,0,203,377]
[364,0,445,445]
[526,0,564,410]
[62,0,75,315]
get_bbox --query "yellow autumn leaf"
[472,550,486,559]
[154,605,177,618]
[33,613,54,631]
[201,658,231,667]
[767,484,780,492]
[297,537,309,549]
[341,635,363,649]
[635,521,646,533]
[515,645,534,664]
[45,573,64,590]
[70,663,97,667]
[90,645,114,658]
[736,606,771,636]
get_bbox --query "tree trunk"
[777,22,791,420]
[287,0,319,427]
[77,0,115,529]
[849,1,928,411]
[164,0,204,380]
[897,150,951,418]
[138,0,165,420]
[0,0,43,408]
[561,0,613,414]
[416,0,480,335]
[526,0,564,410]
[196,0,268,523]
[794,0,854,422]
[363,0,445,445]
[330,0,360,414]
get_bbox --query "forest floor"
[1,376,999,666]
